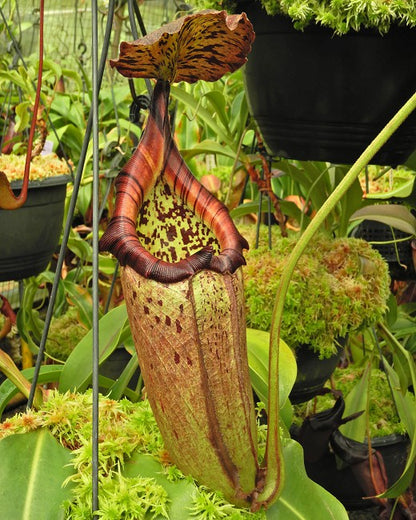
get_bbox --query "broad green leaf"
[0,430,74,520]
[51,94,71,118]
[266,439,348,519]
[247,328,297,409]
[350,204,416,235]
[59,304,129,392]
[340,362,371,442]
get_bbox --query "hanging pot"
[290,340,345,404]
[239,1,416,165]
[0,175,70,282]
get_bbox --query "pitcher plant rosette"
[100,10,281,511]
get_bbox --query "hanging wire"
[91,0,101,514]
[127,0,153,97]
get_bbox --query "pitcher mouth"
[99,79,248,284]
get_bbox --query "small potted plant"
[192,0,416,165]
[241,225,391,402]
[0,153,71,281]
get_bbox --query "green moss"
[293,366,405,437]
[241,226,390,358]
[45,307,88,362]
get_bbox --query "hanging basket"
[0,175,70,282]
[240,1,416,165]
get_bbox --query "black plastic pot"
[0,175,70,282]
[353,219,416,280]
[292,396,411,512]
[240,1,416,165]
[306,432,410,510]
[290,341,345,404]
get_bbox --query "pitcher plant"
[99,10,282,510]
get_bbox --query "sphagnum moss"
[241,226,390,359]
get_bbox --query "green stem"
[259,91,416,507]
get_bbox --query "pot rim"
[10,173,72,190]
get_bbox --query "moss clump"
[0,153,71,183]
[242,226,390,358]
[45,307,88,362]
[293,366,405,438]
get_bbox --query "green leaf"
[106,353,140,401]
[59,304,129,392]
[350,204,416,235]
[123,453,196,520]
[14,101,31,133]
[246,328,297,408]
[203,90,229,133]
[373,322,416,498]
[0,430,74,520]
[62,279,93,329]
[67,233,92,262]
[0,69,28,90]
[170,84,234,148]
[380,362,416,498]
[61,68,84,92]
[230,90,248,137]
[231,198,307,225]
[181,139,237,161]
[43,58,62,81]
[266,439,348,519]
[340,362,371,442]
